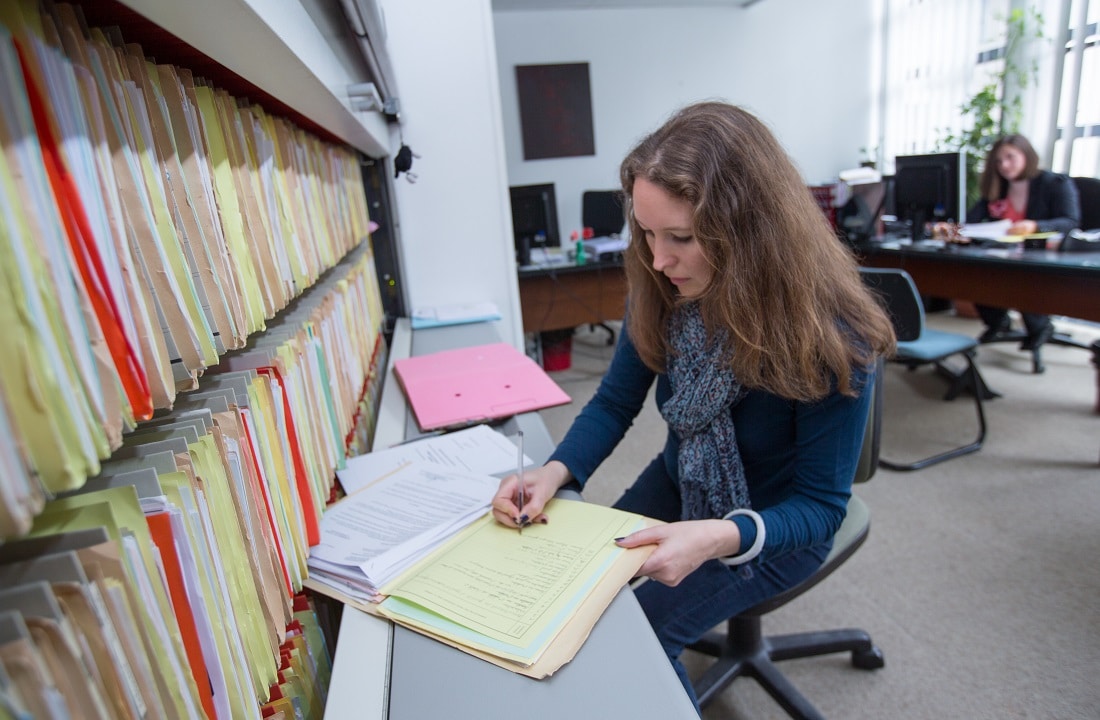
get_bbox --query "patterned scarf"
[660,302,750,520]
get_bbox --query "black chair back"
[858,268,924,342]
[1060,177,1100,253]
[854,357,884,484]
[581,190,626,237]
[1061,232,1100,252]
[1071,176,1100,231]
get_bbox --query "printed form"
[377,498,648,666]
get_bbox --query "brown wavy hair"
[979,134,1040,201]
[620,102,895,401]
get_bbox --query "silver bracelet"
[719,508,766,566]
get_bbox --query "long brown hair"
[620,102,895,401]
[979,134,1040,201]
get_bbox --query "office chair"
[581,190,626,238]
[581,190,626,344]
[860,267,989,471]
[977,176,1100,373]
[1070,176,1100,232]
[689,359,885,720]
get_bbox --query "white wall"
[373,0,877,346]
[493,0,878,239]
[379,0,524,348]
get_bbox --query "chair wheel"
[852,646,885,670]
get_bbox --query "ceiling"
[492,0,763,10]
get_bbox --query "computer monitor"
[509,183,560,263]
[582,190,626,238]
[837,180,887,243]
[893,151,966,242]
[881,174,896,217]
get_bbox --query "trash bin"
[540,329,573,371]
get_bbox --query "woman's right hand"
[491,460,571,529]
[932,221,963,242]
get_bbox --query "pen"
[516,430,526,534]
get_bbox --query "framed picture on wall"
[515,62,595,160]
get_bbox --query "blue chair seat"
[896,329,977,362]
[861,268,989,471]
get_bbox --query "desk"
[518,261,628,333]
[857,239,1100,413]
[323,319,697,719]
[857,239,1100,322]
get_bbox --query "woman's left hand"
[615,519,741,587]
[1007,219,1039,235]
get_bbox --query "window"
[880,0,1095,178]
[1054,0,1099,176]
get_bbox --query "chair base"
[587,322,616,345]
[880,351,988,471]
[691,615,884,720]
[931,360,1000,400]
[979,329,1094,375]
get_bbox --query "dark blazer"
[966,170,1082,234]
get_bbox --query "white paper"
[168,507,232,720]
[583,236,629,256]
[411,302,501,329]
[960,219,1013,240]
[120,533,204,720]
[309,461,500,594]
[526,247,570,267]
[414,301,499,323]
[337,424,529,495]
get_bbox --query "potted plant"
[859,145,878,170]
[937,7,1045,207]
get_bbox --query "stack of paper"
[260,594,333,720]
[0,1,380,521]
[0,5,393,716]
[336,424,532,495]
[0,553,145,719]
[959,220,1016,241]
[307,462,501,602]
[308,428,660,677]
[0,243,382,717]
[411,301,502,329]
[0,526,336,720]
[376,499,650,674]
[582,235,629,258]
[959,220,1061,244]
[307,491,658,678]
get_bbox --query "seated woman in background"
[968,134,1080,349]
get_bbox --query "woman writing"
[967,134,1080,349]
[491,101,895,710]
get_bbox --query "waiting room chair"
[977,175,1100,373]
[688,359,885,720]
[860,267,988,471]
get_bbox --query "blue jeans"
[612,456,831,713]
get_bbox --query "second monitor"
[510,183,560,265]
[894,150,967,242]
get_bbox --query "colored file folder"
[393,343,571,431]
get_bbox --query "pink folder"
[394,343,572,431]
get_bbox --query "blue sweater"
[549,324,874,560]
